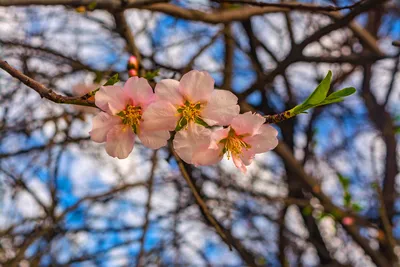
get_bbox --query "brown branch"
[215,0,367,12]
[0,59,96,107]
[169,144,260,267]
[136,151,157,267]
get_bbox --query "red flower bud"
[128,56,138,69]
[128,69,138,77]
[342,216,354,226]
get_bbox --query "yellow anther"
[117,104,142,133]
[178,101,202,123]
[221,129,251,159]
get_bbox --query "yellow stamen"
[221,129,251,159]
[178,101,202,122]
[117,104,142,133]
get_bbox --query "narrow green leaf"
[317,97,345,106]
[326,87,356,100]
[303,70,332,106]
[144,69,160,80]
[103,74,119,86]
[338,173,350,189]
[351,203,363,212]
[344,192,352,207]
[88,1,97,10]
[93,71,103,84]
[302,206,313,216]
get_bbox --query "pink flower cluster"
[90,70,278,173]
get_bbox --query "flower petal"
[89,112,121,143]
[201,89,240,126]
[155,79,183,106]
[141,100,179,131]
[192,144,223,166]
[239,149,255,166]
[95,85,127,115]
[105,125,135,159]
[123,76,155,108]
[232,155,247,173]
[179,70,214,103]
[139,130,170,149]
[209,127,230,149]
[173,122,213,164]
[243,124,279,153]
[231,112,266,136]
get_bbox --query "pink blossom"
[141,70,240,132]
[90,77,170,159]
[174,112,278,173]
[173,122,223,166]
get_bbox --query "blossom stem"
[168,143,232,250]
[264,110,294,124]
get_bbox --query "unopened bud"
[76,6,86,13]
[342,216,354,226]
[128,69,138,77]
[128,56,138,69]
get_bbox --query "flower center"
[178,101,202,122]
[117,104,142,133]
[220,129,251,159]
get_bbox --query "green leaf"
[175,117,187,132]
[194,117,209,128]
[338,173,350,190]
[344,192,352,207]
[317,97,345,106]
[303,71,332,105]
[93,71,103,84]
[351,203,363,212]
[302,206,313,216]
[103,74,119,86]
[87,1,97,10]
[395,127,400,134]
[144,69,160,81]
[325,87,356,100]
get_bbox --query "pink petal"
[200,89,240,126]
[192,144,223,166]
[123,77,155,108]
[243,124,278,153]
[179,70,214,103]
[239,149,255,166]
[138,130,170,149]
[232,155,247,173]
[230,112,266,136]
[141,100,179,131]
[95,85,128,115]
[173,122,213,164]
[105,125,135,159]
[209,127,230,150]
[89,112,121,143]
[155,79,183,106]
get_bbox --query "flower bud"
[75,6,86,13]
[342,216,354,226]
[128,56,138,69]
[128,69,138,77]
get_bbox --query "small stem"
[264,110,294,124]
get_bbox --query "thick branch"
[0,60,96,107]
